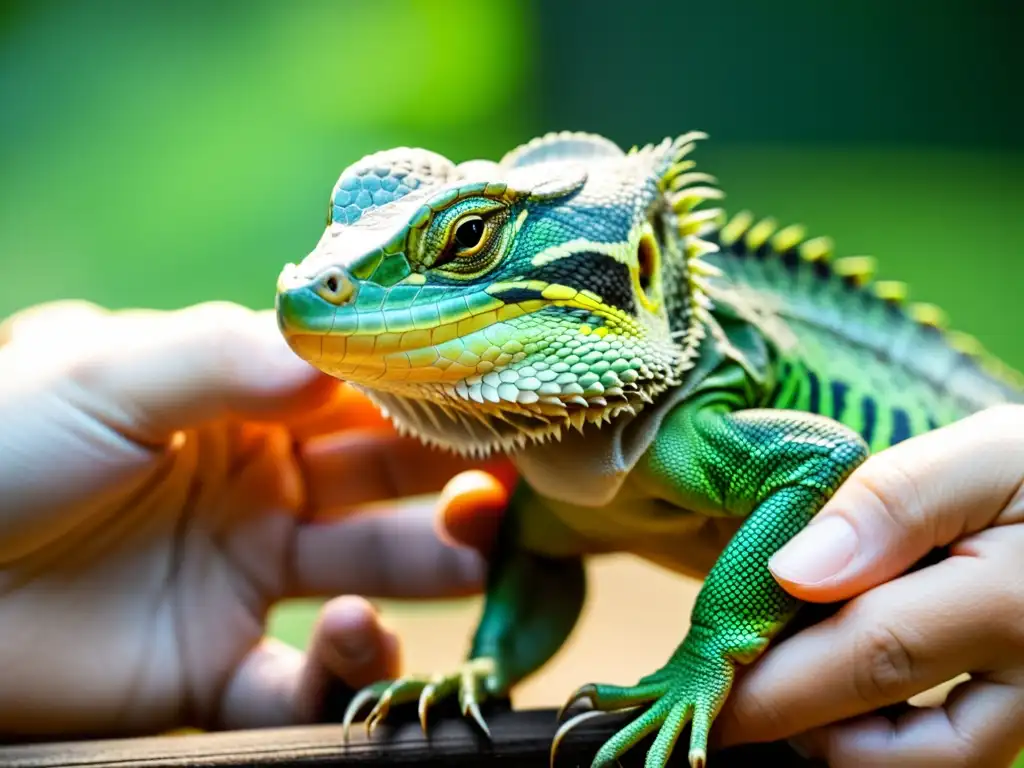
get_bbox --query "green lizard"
[274,131,1024,768]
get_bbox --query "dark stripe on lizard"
[807,371,821,414]
[862,396,877,446]
[490,286,545,304]
[531,252,637,315]
[890,407,912,445]
[831,381,849,422]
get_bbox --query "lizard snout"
[277,263,355,306]
[275,262,359,339]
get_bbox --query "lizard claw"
[364,690,394,735]
[463,697,491,738]
[556,683,598,721]
[565,643,733,767]
[342,658,498,741]
[550,709,619,768]
[550,679,667,765]
[417,683,438,734]
[341,682,389,742]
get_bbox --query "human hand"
[714,405,1024,767]
[0,299,514,740]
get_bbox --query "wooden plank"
[0,707,821,767]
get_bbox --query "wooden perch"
[0,706,823,767]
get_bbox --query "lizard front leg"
[555,398,869,768]
[343,482,586,737]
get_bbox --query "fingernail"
[769,515,858,585]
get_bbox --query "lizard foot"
[341,657,498,740]
[552,645,733,768]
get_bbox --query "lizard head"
[275,131,722,456]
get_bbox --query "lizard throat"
[354,379,666,458]
[341,316,704,458]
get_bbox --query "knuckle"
[993,574,1024,654]
[943,726,986,768]
[851,454,931,538]
[193,303,259,374]
[852,624,916,706]
[727,687,796,741]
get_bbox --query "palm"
[0,300,502,739]
[0,418,303,736]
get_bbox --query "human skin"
[0,299,512,739]
[711,404,1024,767]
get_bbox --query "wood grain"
[0,707,822,768]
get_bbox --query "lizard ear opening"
[635,225,661,312]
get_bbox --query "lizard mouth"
[282,323,664,457]
[277,274,684,457]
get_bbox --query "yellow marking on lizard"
[745,218,777,250]
[541,284,578,301]
[910,302,948,328]
[798,237,834,262]
[770,224,807,253]
[512,208,529,236]
[531,238,632,267]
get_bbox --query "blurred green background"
[2,0,1022,761]
[2,0,1021,356]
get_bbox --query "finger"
[435,469,510,555]
[768,405,1024,602]
[214,637,307,729]
[283,381,394,439]
[793,676,1024,768]
[288,497,486,599]
[715,551,1016,747]
[215,598,401,730]
[51,302,338,446]
[293,596,400,722]
[300,430,490,514]
[0,299,109,348]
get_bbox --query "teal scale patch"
[332,168,424,226]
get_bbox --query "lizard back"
[702,212,1024,452]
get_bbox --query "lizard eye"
[426,202,508,275]
[452,216,486,254]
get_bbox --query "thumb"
[53,302,335,445]
[767,405,1024,603]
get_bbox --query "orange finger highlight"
[436,469,511,555]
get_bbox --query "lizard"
[273,130,1024,768]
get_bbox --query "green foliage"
[0,0,534,316]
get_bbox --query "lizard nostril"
[313,267,355,305]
